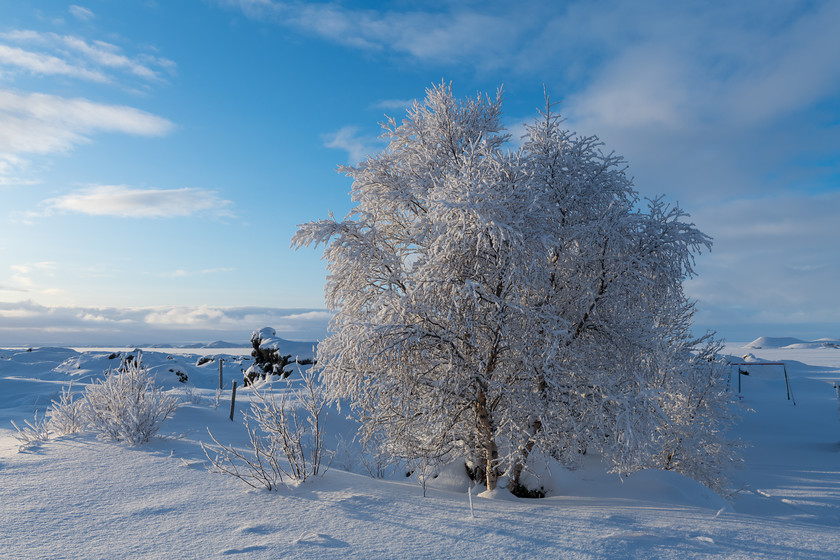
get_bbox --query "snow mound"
[618,469,733,511]
[744,337,806,349]
[548,457,732,511]
[783,340,840,349]
[744,336,840,350]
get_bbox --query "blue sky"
[1,0,838,345]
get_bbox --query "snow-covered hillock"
[784,338,840,349]
[744,336,840,349]
[744,336,807,348]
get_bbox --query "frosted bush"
[47,383,85,435]
[11,412,51,450]
[203,369,328,489]
[11,384,84,451]
[180,383,203,405]
[83,354,180,445]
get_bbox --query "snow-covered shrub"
[330,434,359,473]
[203,368,328,489]
[358,435,401,480]
[83,354,180,445]
[11,413,50,450]
[245,327,294,385]
[11,384,85,450]
[47,383,85,435]
[180,383,202,405]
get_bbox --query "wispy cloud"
[221,1,840,142]
[685,190,840,338]
[0,284,29,293]
[0,25,177,186]
[223,1,840,201]
[322,126,383,165]
[564,1,840,132]
[0,90,173,156]
[69,5,96,21]
[220,1,526,68]
[0,29,175,84]
[372,98,417,112]
[0,154,38,186]
[2,262,58,296]
[41,185,234,218]
[0,301,330,345]
[163,267,236,278]
[0,44,107,82]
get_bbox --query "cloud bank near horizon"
[0,301,330,346]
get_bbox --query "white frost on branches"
[203,369,328,489]
[293,83,735,493]
[12,358,179,450]
[83,354,180,445]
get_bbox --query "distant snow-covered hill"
[744,336,807,348]
[744,336,840,349]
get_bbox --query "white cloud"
[3,262,58,295]
[0,25,177,186]
[281,310,332,322]
[372,98,416,111]
[69,5,95,21]
[222,1,526,68]
[685,191,840,337]
[10,273,34,287]
[144,305,228,326]
[322,126,382,165]
[60,35,162,81]
[0,44,107,82]
[42,185,234,218]
[564,1,840,133]
[0,301,330,345]
[222,1,840,150]
[0,154,38,186]
[0,29,175,83]
[0,90,173,156]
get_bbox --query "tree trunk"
[508,419,541,492]
[475,390,498,490]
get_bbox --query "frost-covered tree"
[294,83,733,493]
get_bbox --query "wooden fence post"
[229,380,237,421]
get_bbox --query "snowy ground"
[1,340,839,559]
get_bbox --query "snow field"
[1,341,839,558]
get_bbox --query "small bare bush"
[83,354,180,445]
[203,369,327,489]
